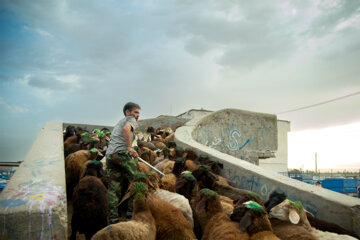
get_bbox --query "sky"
[0,0,360,169]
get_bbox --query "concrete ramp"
[175,108,360,237]
[0,122,67,240]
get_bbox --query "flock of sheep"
[63,125,359,240]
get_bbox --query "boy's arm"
[123,123,138,158]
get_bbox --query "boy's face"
[126,108,140,120]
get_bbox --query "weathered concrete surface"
[138,116,188,132]
[192,109,278,165]
[259,120,290,173]
[0,122,67,240]
[175,116,360,237]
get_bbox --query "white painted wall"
[259,120,290,174]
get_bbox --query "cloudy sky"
[1,0,360,168]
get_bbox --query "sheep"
[306,211,359,239]
[194,188,250,240]
[91,182,156,240]
[154,158,171,173]
[65,148,100,199]
[270,198,358,240]
[269,199,317,240]
[137,140,157,150]
[163,160,175,174]
[139,148,155,165]
[230,200,280,240]
[71,161,108,240]
[163,132,175,145]
[64,125,77,141]
[153,189,194,228]
[184,148,197,160]
[147,194,196,240]
[176,171,234,216]
[151,140,166,149]
[192,166,264,204]
[264,191,287,213]
[79,160,108,188]
[167,140,177,148]
[184,159,198,172]
[160,157,186,192]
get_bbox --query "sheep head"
[175,171,198,199]
[194,188,221,216]
[84,160,105,178]
[269,199,312,231]
[264,191,287,213]
[172,157,186,177]
[231,201,271,233]
[192,165,219,189]
[184,148,197,160]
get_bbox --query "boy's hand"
[128,147,139,158]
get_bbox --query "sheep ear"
[174,178,186,190]
[289,209,300,224]
[118,191,131,207]
[305,210,314,218]
[239,213,252,232]
[195,197,207,214]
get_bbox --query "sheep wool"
[153,189,194,228]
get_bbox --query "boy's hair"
[123,102,141,115]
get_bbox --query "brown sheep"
[151,140,166,149]
[79,160,108,188]
[230,201,280,240]
[269,199,317,240]
[65,149,99,199]
[194,188,249,240]
[160,158,185,192]
[91,182,156,240]
[184,148,197,160]
[71,161,108,240]
[192,167,263,204]
[148,194,196,240]
[163,132,175,145]
[184,160,198,172]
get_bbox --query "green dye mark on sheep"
[183,172,196,182]
[98,132,105,138]
[133,182,148,199]
[163,147,169,152]
[176,147,183,152]
[200,188,218,198]
[200,154,208,158]
[288,200,304,213]
[244,201,263,212]
[134,172,147,180]
[90,148,99,153]
[176,157,184,163]
[199,164,211,170]
[89,160,102,165]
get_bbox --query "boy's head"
[123,102,141,120]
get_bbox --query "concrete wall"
[137,116,188,132]
[0,122,67,240]
[175,114,360,237]
[259,120,290,173]
[192,109,278,165]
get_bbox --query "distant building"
[259,120,290,174]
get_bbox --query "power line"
[277,91,360,115]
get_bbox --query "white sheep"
[153,188,194,228]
